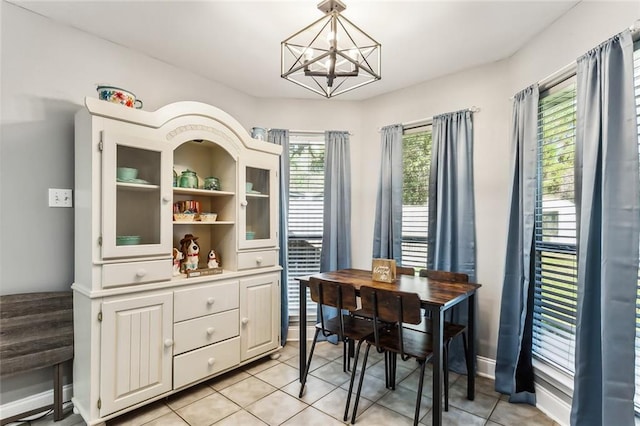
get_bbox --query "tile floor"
[22,341,559,426]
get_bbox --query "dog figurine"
[172,248,184,276]
[207,249,220,269]
[179,234,200,272]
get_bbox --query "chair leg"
[299,329,321,398]
[344,339,364,421]
[351,343,371,424]
[385,352,390,388]
[462,331,470,375]
[343,338,348,372]
[414,360,427,426]
[390,352,397,390]
[444,342,449,411]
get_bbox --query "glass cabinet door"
[240,157,278,249]
[101,131,173,258]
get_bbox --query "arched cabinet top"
[84,97,281,156]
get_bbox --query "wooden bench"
[0,292,73,425]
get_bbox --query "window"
[287,133,325,321]
[533,78,578,374]
[402,128,432,269]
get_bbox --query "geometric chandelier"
[281,0,381,98]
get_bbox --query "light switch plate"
[49,188,73,207]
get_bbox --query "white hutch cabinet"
[72,99,282,425]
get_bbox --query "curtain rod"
[377,105,481,132]
[287,129,353,135]
[535,20,640,94]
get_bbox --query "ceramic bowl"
[199,212,218,222]
[246,182,253,192]
[116,235,141,245]
[246,231,256,240]
[117,167,138,181]
[97,85,143,109]
[251,127,267,140]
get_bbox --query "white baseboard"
[476,355,569,426]
[535,381,570,426]
[286,324,316,341]
[476,355,496,378]
[0,384,73,423]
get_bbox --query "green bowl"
[116,235,141,246]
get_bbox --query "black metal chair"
[347,286,433,426]
[299,277,376,398]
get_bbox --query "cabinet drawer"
[102,260,172,288]
[173,309,239,355]
[173,337,240,389]
[238,251,277,270]
[174,281,239,322]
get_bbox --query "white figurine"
[180,234,200,272]
[172,248,184,276]
[207,249,220,268]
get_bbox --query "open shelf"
[173,188,234,197]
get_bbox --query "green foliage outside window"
[403,131,431,205]
[539,85,576,200]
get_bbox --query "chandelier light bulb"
[304,48,314,61]
[327,30,337,46]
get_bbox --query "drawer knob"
[162,195,171,203]
[241,317,249,325]
[256,257,263,264]
[136,269,147,278]
[208,357,215,366]
[207,297,215,305]
[164,339,174,348]
[207,327,215,335]
[240,200,248,207]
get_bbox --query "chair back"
[360,286,421,360]
[419,269,469,283]
[309,277,358,339]
[396,266,415,276]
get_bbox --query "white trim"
[0,384,73,422]
[286,324,316,341]
[476,356,570,426]
[535,381,571,426]
[476,355,496,378]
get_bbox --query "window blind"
[401,129,431,269]
[533,78,578,374]
[287,133,325,321]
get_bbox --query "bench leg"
[53,363,63,421]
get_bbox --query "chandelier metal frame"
[281,0,381,98]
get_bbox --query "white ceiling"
[11,0,579,101]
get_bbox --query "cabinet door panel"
[240,275,279,361]
[101,131,173,259]
[100,292,173,416]
[240,156,279,250]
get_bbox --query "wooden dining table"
[296,268,481,426]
